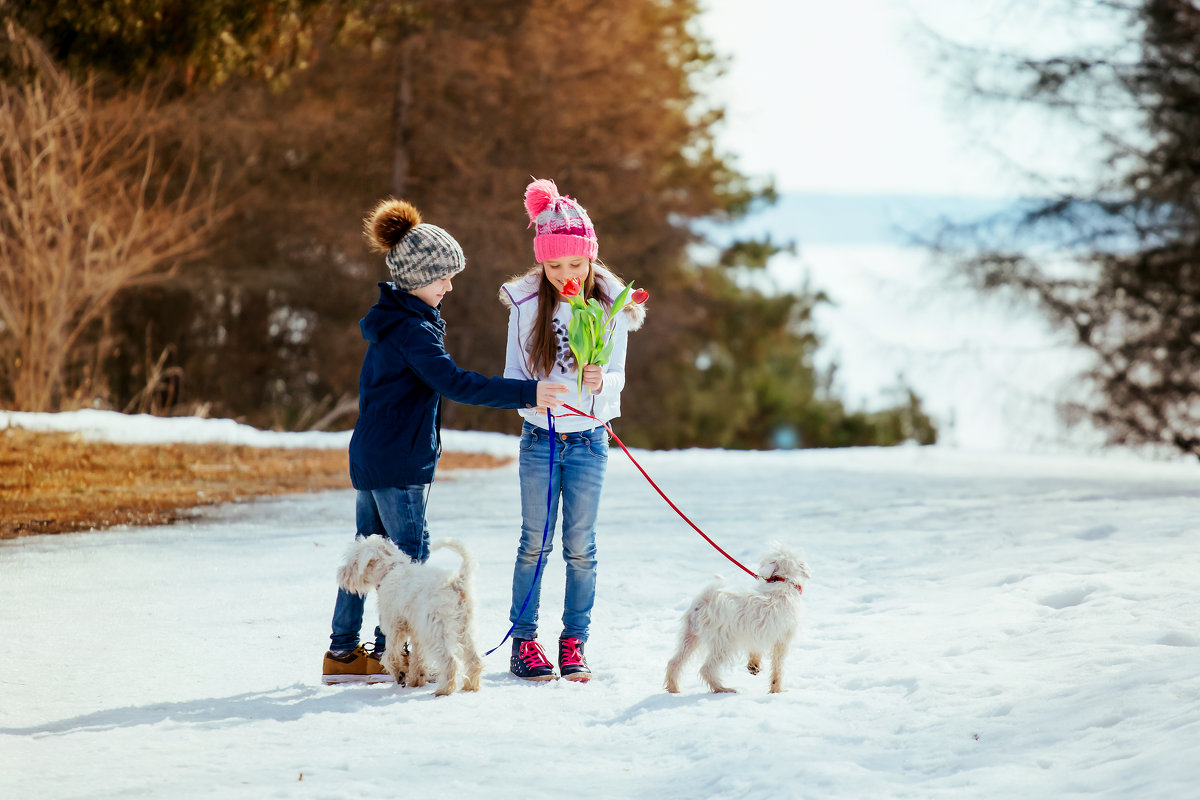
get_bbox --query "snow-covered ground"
[2,411,1199,799]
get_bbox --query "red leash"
[559,404,799,592]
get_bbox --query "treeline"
[1,0,936,449]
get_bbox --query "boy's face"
[409,276,454,307]
[542,257,591,299]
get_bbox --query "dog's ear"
[760,549,785,579]
[762,541,788,573]
[761,544,811,585]
[366,553,390,583]
[337,555,368,595]
[795,559,812,582]
[761,558,784,581]
[777,552,811,583]
[337,536,382,594]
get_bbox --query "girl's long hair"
[522,259,618,379]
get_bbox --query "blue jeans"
[509,421,608,643]
[329,486,430,653]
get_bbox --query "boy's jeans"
[509,421,608,643]
[329,486,429,653]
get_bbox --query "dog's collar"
[764,575,803,593]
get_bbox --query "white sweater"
[499,267,645,433]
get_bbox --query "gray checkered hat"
[384,223,466,291]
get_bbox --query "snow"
[0,409,515,458]
[3,410,1200,799]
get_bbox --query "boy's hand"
[536,381,569,410]
[581,365,604,392]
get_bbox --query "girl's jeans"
[329,486,430,653]
[509,420,608,643]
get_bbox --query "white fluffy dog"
[336,535,483,696]
[664,543,810,694]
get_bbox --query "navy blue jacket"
[349,282,538,489]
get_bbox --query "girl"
[498,178,646,682]
[322,198,567,685]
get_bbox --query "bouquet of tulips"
[561,276,649,394]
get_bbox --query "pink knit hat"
[524,178,599,262]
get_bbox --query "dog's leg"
[455,589,483,692]
[383,645,407,685]
[427,623,458,697]
[460,628,484,692]
[747,652,762,675]
[382,622,410,685]
[407,635,428,687]
[768,639,789,694]
[664,620,702,693]
[698,641,736,693]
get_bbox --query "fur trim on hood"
[498,264,646,331]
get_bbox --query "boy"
[322,199,566,684]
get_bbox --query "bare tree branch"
[0,23,226,411]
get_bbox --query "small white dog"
[664,543,810,694]
[336,535,483,696]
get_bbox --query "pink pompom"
[524,178,560,221]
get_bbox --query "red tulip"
[631,288,649,304]
[561,277,582,298]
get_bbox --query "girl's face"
[542,257,592,298]
[409,275,453,307]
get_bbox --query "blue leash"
[485,411,556,656]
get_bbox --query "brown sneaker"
[321,645,392,685]
[364,644,395,683]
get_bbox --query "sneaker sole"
[322,674,395,685]
[511,673,557,682]
[562,672,591,683]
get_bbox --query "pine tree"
[935,0,1200,457]
[7,0,335,88]
[4,0,937,448]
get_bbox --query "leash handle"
[559,404,762,583]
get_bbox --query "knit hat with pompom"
[363,199,466,291]
[524,178,598,263]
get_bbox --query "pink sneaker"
[510,638,557,681]
[558,637,591,682]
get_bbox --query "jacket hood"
[497,264,646,331]
[361,281,444,344]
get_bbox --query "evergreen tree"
[5,0,937,449]
[934,0,1200,457]
[8,0,335,87]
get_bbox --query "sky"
[697,0,1126,197]
[3,411,1199,799]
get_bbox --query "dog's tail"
[430,538,476,590]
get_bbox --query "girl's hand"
[536,381,569,410]
[581,364,604,392]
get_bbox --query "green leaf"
[569,314,592,362]
[591,310,605,343]
[567,319,588,393]
[609,283,633,320]
[597,336,615,364]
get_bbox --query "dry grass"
[0,428,510,538]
